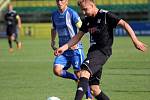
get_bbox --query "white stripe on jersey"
[66,11,76,38]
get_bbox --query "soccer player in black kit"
[54,0,148,100]
[5,4,22,52]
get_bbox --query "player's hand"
[54,44,69,56]
[51,41,57,50]
[54,47,64,56]
[70,44,77,50]
[134,40,148,52]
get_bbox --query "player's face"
[80,2,94,16]
[8,4,13,11]
[56,0,68,12]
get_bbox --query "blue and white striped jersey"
[51,7,82,49]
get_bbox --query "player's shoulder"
[67,7,78,15]
[10,10,17,14]
[12,10,17,13]
[51,10,59,19]
[6,10,16,14]
[99,9,115,16]
[67,7,76,12]
[99,9,109,13]
[97,9,112,18]
[51,10,57,15]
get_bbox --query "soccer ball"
[47,96,61,100]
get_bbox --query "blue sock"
[86,86,93,99]
[60,70,78,81]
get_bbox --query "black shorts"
[6,26,17,36]
[81,46,109,85]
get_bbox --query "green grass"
[0,36,150,100]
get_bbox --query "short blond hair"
[77,0,94,6]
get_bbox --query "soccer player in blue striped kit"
[50,0,93,99]
[54,0,148,100]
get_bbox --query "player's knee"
[91,85,101,96]
[11,35,15,41]
[80,70,90,79]
[74,71,81,79]
[53,66,62,76]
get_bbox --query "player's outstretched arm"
[118,19,148,52]
[54,31,84,56]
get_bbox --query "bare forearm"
[68,31,84,48]
[119,20,138,43]
[51,29,56,41]
[18,17,22,29]
[118,19,147,52]
[61,31,84,51]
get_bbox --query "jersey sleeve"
[51,14,56,30]
[79,18,88,33]
[16,15,20,20]
[107,12,121,28]
[71,10,81,24]
[71,10,82,28]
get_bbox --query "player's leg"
[74,49,109,100]
[7,28,13,52]
[85,86,93,100]
[74,69,90,100]
[72,49,93,100]
[13,28,22,49]
[14,34,22,49]
[62,62,78,81]
[72,49,84,78]
[90,85,109,100]
[89,71,109,100]
[8,36,13,52]
[53,55,78,81]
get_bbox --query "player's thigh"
[7,27,17,39]
[63,61,71,70]
[54,55,68,70]
[81,50,108,75]
[71,49,85,71]
[89,69,102,85]
[6,27,13,37]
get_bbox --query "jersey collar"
[58,7,68,15]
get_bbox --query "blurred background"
[0,0,150,38]
[0,1,150,100]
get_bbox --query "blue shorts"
[54,49,85,71]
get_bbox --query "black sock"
[8,39,12,48]
[95,91,110,100]
[74,77,89,100]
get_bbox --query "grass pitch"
[0,36,150,100]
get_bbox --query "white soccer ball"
[47,96,61,100]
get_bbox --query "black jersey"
[5,10,18,27]
[80,9,121,56]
